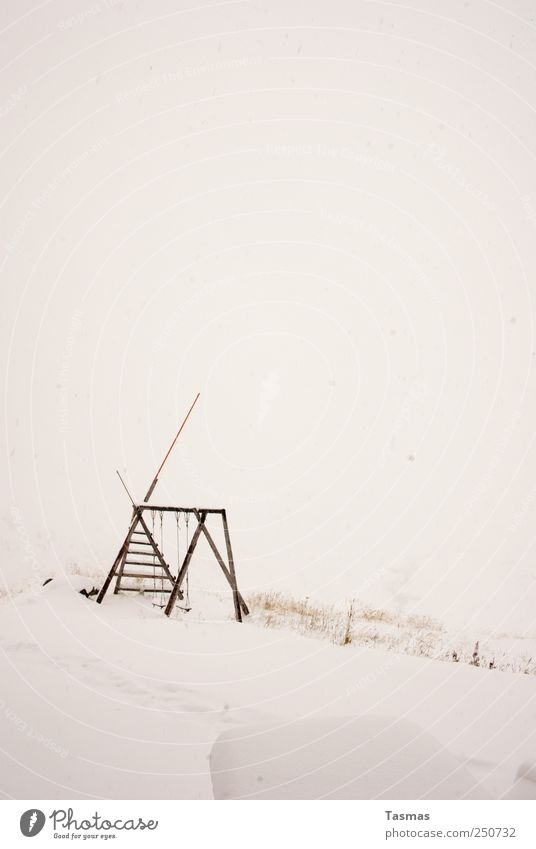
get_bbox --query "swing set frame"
[95,394,249,622]
[96,504,248,621]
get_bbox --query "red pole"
[142,392,200,502]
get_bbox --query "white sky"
[2,0,536,633]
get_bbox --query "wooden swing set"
[96,394,249,622]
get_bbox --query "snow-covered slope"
[0,575,535,799]
[210,716,489,800]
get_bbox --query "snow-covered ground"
[1,573,535,799]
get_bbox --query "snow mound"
[504,761,536,800]
[210,715,488,799]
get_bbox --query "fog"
[2,0,536,633]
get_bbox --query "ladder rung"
[119,586,172,593]
[124,559,170,567]
[120,571,174,580]
[129,539,152,546]
[127,550,156,556]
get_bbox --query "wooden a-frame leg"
[193,509,249,618]
[222,510,242,622]
[164,512,206,617]
[113,509,138,594]
[96,514,139,604]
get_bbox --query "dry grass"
[247,591,536,676]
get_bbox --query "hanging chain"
[159,510,164,594]
[151,511,156,594]
[175,510,180,579]
[185,512,190,607]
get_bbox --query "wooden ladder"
[112,516,181,600]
